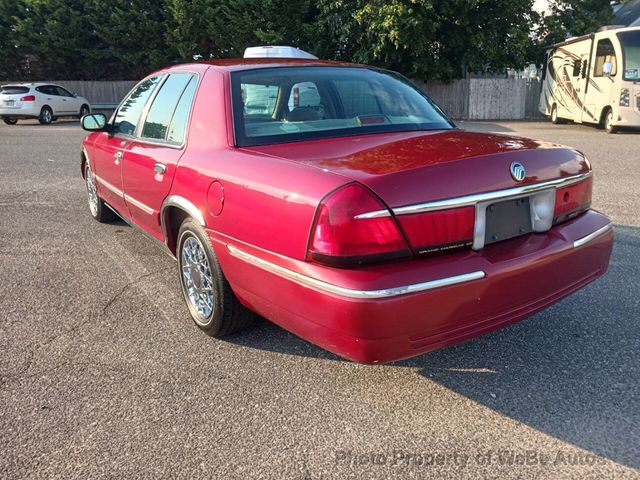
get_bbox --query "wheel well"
[164,206,190,255]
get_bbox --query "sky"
[534,0,550,14]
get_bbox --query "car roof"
[165,58,365,73]
[1,82,61,87]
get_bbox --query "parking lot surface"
[0,120,638,479]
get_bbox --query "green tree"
[87,0,177,79]
[542,0,613,45]
[168,0,317,61]
[0,0,24,79]
[314,0,539,81]
[11,0,106,79]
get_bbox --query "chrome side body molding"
[226,244,486,299]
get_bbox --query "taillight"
[20,95,35,102]
[398,207,475,255]
[309,184,410,266]
[553,177,592,224]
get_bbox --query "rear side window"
[166,76,197,144]
[114,75,163,136]
[141,73,193,141]
[2,86,30,94]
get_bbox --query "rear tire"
[3,118,17,125]
[603,108,617,134]
[38,106,53,125]
[85,164,115,222]
[177,218,253,337]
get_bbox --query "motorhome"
[539,26,640,133]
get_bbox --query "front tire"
[38,106,53,125]
[177,218,253,337]
[550,104,562,124]
[79,104,90,118]
[604,108,617,134]
[3,118,17,125]
[85,164,114,222]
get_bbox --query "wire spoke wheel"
[180,235,216,323]
[85,167,99,217]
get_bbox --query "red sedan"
[80,58,613,364]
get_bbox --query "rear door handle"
[153,163,167,174]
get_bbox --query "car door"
[91,75,164,214]
[36,85,63,114]
[53,85,78,114]
[122,73,198,239]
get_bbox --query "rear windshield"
[231,67,452,146]
[1,86,30,94]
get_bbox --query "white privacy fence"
[414,78,544,120]
[3,78,544,120]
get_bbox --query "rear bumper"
[213,210,613,364]
[0,106,40,118]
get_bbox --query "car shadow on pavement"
[227,225,639,469]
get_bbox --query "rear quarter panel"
[171,67,349,260]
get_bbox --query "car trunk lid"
[242,129,590,208]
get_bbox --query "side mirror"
[81,113,108,132]
[603,61,613,76]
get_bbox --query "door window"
[53,86,74,97]
[594,39,617,76]
[141,73,194,141]
[166,76,197,144]
[113,75,163,136]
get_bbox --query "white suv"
[0,83,91,125]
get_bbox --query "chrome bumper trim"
[226,245,485,299]
[573,223,613,248]
[357,171,592,219]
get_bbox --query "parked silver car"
[0,83,91,125]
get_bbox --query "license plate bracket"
[484,197,532,245]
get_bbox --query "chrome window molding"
[226,244,485,299]
[135,71,200,149]
[355,171,593,219]
[573,223,613,248]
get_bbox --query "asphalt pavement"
[0,119,638,479]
